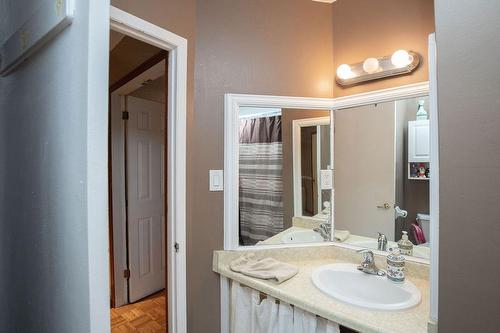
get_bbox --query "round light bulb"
[362,57,380,74]
[391,49,413,68]
[336,64,353,80]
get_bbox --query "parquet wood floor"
[111,290,166,332]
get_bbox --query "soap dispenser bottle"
[416,100,428,120]
[387,249,405,283]
[398,231,414,256]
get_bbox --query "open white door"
[335,102,396,239]
[126,95,165,302]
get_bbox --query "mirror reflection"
[335,96,431,259]
[296,121,332,218]
[236,96,431,260]
[238,107,332,246]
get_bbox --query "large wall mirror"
[225,84,432,261]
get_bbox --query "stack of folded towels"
[230,253,299,284]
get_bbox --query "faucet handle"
[357,249,374,263]
[356,249,386,276]
[320,222,331,230]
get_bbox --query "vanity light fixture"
[391,49,414,68]
[336,50,420,87]
[336,64,354,80]
[362,57,380,74]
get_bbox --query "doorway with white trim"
[108,31,168,333]
[107,7,188,333]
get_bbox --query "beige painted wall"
[435,1,500,332]
[332,0,435,97]
[193,1,334,331]
[281,109,331,228]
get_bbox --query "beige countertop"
[213,245,430,333]
[258,220,430,260]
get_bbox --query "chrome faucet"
[314,223,331,241]
[377,232,388,251]
[357,249,386,276]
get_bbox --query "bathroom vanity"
[213,245,430,333]
[219,82,437,332]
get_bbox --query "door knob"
[377,203,391,209]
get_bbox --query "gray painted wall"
[435,1,500,332]
[0,1,109,332]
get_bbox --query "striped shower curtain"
[239,115,283,245]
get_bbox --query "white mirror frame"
[293,116,332,218]
[224,82,431,255]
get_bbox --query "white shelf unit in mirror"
[408,119,430,180]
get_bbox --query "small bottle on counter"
[398,231,414,256]
[416,100,428,120]
[387,249,405,283]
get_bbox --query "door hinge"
[123,269,130,279]
[174,242,180,253]
[122,111,129,120]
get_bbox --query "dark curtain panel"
[239,115,283,245]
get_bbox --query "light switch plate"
[209,170,224,191]
[320,169,333,190]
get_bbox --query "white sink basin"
[311,263,421,311]
[347,239,430,260]
[281,229,324,244]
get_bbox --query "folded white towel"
[230,253,299,284]
[334,230,350,242]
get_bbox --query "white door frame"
[292,116,331,217]
[428,33,439,326]
[110,6,187,333]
